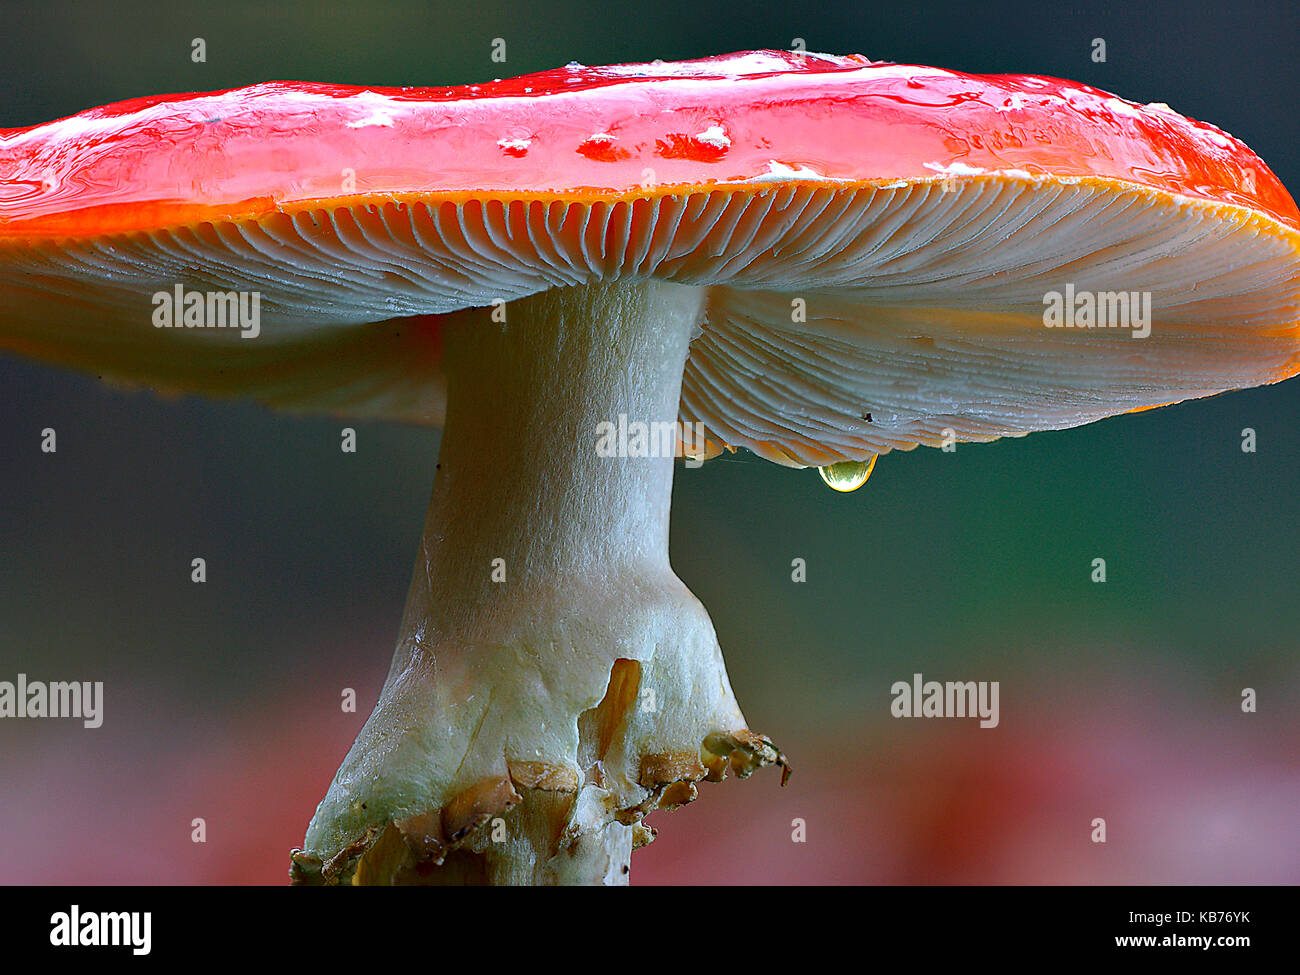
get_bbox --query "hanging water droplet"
[817,455,877,492]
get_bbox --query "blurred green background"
[2,0,1297,884]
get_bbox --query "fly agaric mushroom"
[2,50,1298,885]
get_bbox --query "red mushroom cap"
[2,50,1294,238]
[2,51,1298,464]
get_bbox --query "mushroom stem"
[422,280,702,626]
[294,280,784,885]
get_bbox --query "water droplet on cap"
[817,455,877,492]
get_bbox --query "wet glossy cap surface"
[1,51,1298,465]
[2,49,1295,237]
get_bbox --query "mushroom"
[2,50,1297,885]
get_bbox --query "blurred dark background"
[1,0,1297,884]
